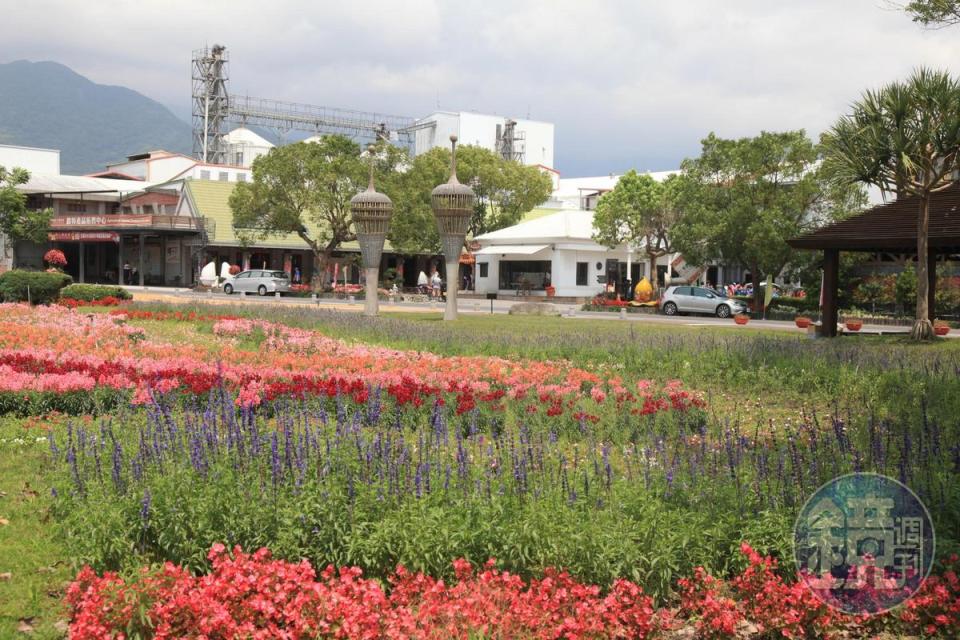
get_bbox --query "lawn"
[1,300,958,637]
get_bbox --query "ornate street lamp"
[350,146,393,317]
[431,135,475,320]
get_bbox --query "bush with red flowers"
[229,264,241,275]
[43,248,67,268]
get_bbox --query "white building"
[0,143,61,175]
[553,171,677,210]
[412,111,554,168]
[224,127,274,168]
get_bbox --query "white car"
[222,269,291,296]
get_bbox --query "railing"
[50,215,204,231]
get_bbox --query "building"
[224,127,274,168]
[412,111,554,168]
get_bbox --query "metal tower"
[191,45,230,164]
[496,119,526,163]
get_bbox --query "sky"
[1,0,958,176]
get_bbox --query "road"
[119,286,929,336]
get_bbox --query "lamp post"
[350,146,393,317]
[431,135,475,321]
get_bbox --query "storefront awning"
[474,244,548,256]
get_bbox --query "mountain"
[0,60,193,174]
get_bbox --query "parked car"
[222,269,291,296]
[659,285,747,318]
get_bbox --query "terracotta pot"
[845,321,862,332]
[734,314,750,325]
[795,317,811,329]
[935,325,950,336]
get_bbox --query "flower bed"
[65,543,960,639]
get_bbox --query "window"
[674,286,693,296]
[237,173,248,182]
[218,172,229,182]
[478,262,489,278]
[576,262,588,286]
[498,260,551,290]
[200,170,211,180]
[66,203,87,213]
[235,152,244,166]
[693,288,713,298]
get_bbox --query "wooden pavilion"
[788,186,960,336]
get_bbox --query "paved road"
[120,285,928,336]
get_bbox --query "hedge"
[0,270,73,305]
[60,284,132,302]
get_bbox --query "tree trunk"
[751,265,762,313]
[311,251,331,292]
[913,195,934,340]
[649,254,658,289]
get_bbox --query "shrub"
[0,269,72,304]
[60,283,132,302]
[229,264,241,275]
[43,248,67,267]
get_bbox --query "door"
[673,286,694,311]
[234,271,251,292]
[691,287,716,313]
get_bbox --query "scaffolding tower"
[191,45,230,164]
[495,119,526,163]
[191,45,416,162]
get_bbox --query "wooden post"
[138,233,145,286]
[928,252,937,323]
[118,235,124,285]
[822,249,839,337]
[78,242,85,283]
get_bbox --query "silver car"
[222,269,291,296]
[659,285,747,318]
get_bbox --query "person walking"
[431,270,442,299]
[122,261,132,285]
[418,269,429,295]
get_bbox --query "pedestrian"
[431,270,442,299]
[293,266,301,284]
[122,261,132,285]
[418,269,429,295]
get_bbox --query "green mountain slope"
[0,60,192,174]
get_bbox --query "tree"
[229,136,405,288]
[0,166,52,267]
[821,67,960,339]
[389,145,553,254]
[671,131,865,312]
[591,170,686,282]
[903,0,960,26]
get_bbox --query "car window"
[693,288,713,298]
[674,287,692,296]
[236,272,249,279]
[270,271,288,279]
[250,271,264,278]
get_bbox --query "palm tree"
[822,67,960,340]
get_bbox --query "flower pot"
[545,286,556,298]
[845,321,862,332]
[935,325,950,336]
[795,317,811,329]
[734,314,749,325]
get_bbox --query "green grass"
[0,417,70,638]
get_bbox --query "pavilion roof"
[788,185,960,253]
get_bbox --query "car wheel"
[716,304,731,318]
[258,285,267,296]
[223,284,233,295]
[663,302,678,316]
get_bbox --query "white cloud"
[1,0,957,175]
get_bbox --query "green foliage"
[0,270,72,304]
[672,131,866,306]
[896,265,918,310]
[60,283,132,302]
[0,166,52,244]
[230,137,406,279]
[592,171,687,272]
[904,0,960,26]
[389,145,553,254]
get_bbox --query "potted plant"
[545,285,556,297]
[934,320,951,336]
[734,313,750,325]
[844,317,863,332]
[794,316,812,329]
[43,249,67,272]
